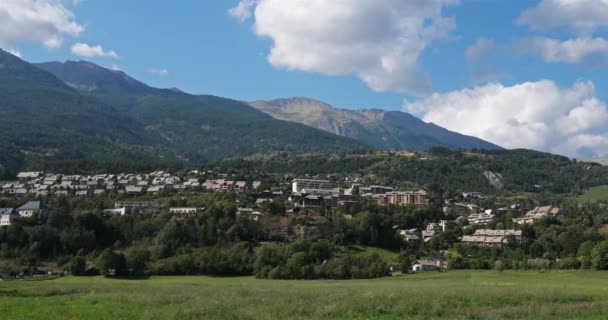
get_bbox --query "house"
[169,207,199,214]
[17,172,42,180]
[412,260,440,272]
[0,208,18,226]
[16,201,48,218]
[421,230,436,242]
[125,186,144,194]
[468,212,496,225]
[75,190,88,197]
[398,228,420,242]
[237,208,262,221]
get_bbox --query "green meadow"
[570,185,608,203]
[2,271,608,319]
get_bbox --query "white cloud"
[515,37,608,63]
[107,64,121,71]
[518,0,608,35]
[0,0,83,49]
[228,0,255,22]
[229,0,458,95]
[71,43,119,59]
[465,38,494,62]
[403,80,608,158]
[148,68,169,76]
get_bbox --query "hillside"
[0,49,172,177]
[0,54,370,176]
[35,60,369,164]
[216,148,608,195]
[250,98,501,151]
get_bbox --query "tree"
[591,241,608,270]
[68,256,87,276]
[125,247,151,277]
[398,252,412,273]
[95,249,126,277]
[578,241,595,269]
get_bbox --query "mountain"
[250,98,501,151]
[0,49,172,177]
[586,158,608,166]
[34,59,369,164]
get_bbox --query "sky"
[1,0,608,159]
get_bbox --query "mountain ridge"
[32,57,369,163]
[250,97,501,151]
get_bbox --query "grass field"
[3,271,608,319]
[570,185,608,202]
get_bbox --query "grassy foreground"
[2,271,608,319]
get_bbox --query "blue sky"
[2,0,608,158]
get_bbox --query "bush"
[494,260,504,273]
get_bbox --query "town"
[1,169,562,270]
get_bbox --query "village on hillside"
[0,170,562,271]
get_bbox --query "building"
[114,201,159,214]
[398,228,420,242]
[468,212,496,226]
[513,206,561,225]
[237,208,262,221]
[386,190,429,206]
[17,172,42,180]
[103,208,127,216]
[0,208,18,226]
[292,179,335,194]
[461,229,522,247]
[412,260,442,272]
[169,207,199,214]
[16,201,47,218]
[359,185,394,195]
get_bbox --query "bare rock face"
[483,171,504,189]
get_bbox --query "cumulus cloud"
[71,43,119,59]
[229,0,457,95]
[228,0,255,22]
[0,0,83,49]
[515,37,608,64]
[148,68,169,76]
[403,80,608,158]
[465,38,495,62]
[518,0,608,35]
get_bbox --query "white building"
[169,207,199,214]
[292,179,335,194]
